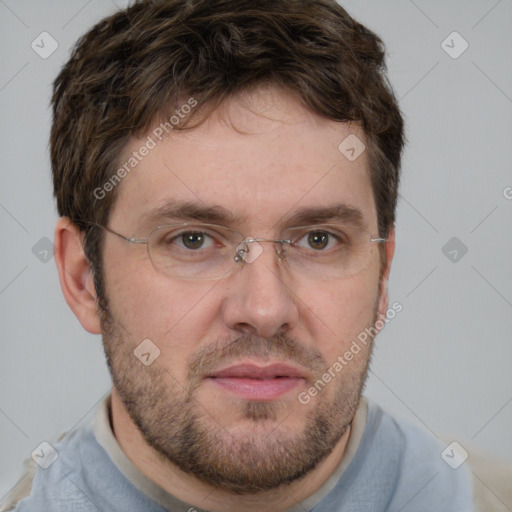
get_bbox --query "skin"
[55,86,395,512]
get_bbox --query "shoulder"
[1,428,103,512]
[365,399,473,512]
[0,457,37,512]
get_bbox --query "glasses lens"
[284,225,380,278]
[148,224,244,280]
[146,223,382,280]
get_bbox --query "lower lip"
[208,377,304,401]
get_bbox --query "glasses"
[97,222,386,281]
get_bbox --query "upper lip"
[207,362,306,380]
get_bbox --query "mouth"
[205,362,307,401]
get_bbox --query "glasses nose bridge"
[234,237,291,264]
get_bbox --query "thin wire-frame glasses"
[97,222,387,280]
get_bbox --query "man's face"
[99,87,390,493]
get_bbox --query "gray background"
[1,0,511,503]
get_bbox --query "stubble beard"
[99,302,377,495]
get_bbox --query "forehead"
[109,87,377,234]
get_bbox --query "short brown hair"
[51,0,405,302]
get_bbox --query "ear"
[54,218,101,334]
[376,227,395,321]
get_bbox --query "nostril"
[234,322,257,336]
[276,323,289,336]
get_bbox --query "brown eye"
[307,231,329,250]
[181,232,206,249]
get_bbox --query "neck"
[110,388,352,512]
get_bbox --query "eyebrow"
[278,204,366,229]
[140,201,242,228]
[140,200,367,231]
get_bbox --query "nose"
[221,242,299,338]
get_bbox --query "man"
[5,0,472,510]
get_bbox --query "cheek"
[300,271,380,360]
[104,261,219,364]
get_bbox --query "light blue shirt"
[7,395,473,511]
